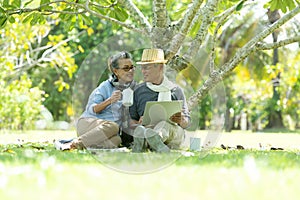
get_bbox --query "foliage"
[230,48,300,130]
[0,0,299,130]
[0,17,79,127]
[0,21,46,129]
[0,74,43,129]
[265,0,300,13]
[28,31,78,121]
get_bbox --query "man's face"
[140,63,163,84]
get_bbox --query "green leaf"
[38,14,46,24]
[236,1,244,11]
[8,16,15,23]
[58,13,66,20]
[13,0,21,8]
[0,15,8,28]
[172,6,187,21]
[189,21,201,36]
[64,19,75,32]
[269,0,278,11]
[30,14,39,25]
[24,0,35,7]
[278,0,287,13]
[91,6,106,15]
[114,7,128,22]
[40,0,50,5]
[3,0,9,7]
[22,12,34,23]
[42,5,53,10]
[108,9,116,19]
[0,6,6,14]
[77,14,85,28]
[40,0,52,10]
[286,0,296,11]
[80,14,93,25]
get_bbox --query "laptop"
[142,100,183,126]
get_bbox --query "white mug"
[190,137,201,151]
[122,88,133,106]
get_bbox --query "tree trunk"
[266,9,284,128]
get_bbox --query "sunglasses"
[119,65,135,72]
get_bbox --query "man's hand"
[129,117,143,129]
[138,116,143,124]
[170,112,182,124]
[170,112,189,129]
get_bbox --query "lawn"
[0,131,300,200]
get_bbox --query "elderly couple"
[57,48,190,152]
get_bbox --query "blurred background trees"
[0,0,299,131]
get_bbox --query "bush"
[0,74,43,130]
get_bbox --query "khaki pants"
[153,121,185,149]
[76,117,121,148]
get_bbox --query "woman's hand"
[109,90,122,103]
[93,90,122,113]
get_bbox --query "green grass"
[1,141,300,200]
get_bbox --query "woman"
[55,51,136,150]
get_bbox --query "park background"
[0,0,300,199]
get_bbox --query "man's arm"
[171,86,191,128]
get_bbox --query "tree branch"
[6,31,84,84]
[40,31,85,61]
[6,0,146,34]
[222,5,300,74]
[153,0,169,28]
[213,0,252,22]
[187,5,300,109]
[118,0,151,33]
[185,0,219,60]
[84,0,146,34]
[255,35,300,50]
[88,1,117,9]
[7,0,86,15]
[209,0,249,74]
[165,0,204,60]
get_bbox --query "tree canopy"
[1,0,299,105]
[1,0,300,130]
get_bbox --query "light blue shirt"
[80,80,122,125]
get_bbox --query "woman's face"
[113,58,135,84]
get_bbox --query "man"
[129,48,190,152]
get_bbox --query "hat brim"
[136,60,168,65]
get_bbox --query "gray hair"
[108,51,132,72]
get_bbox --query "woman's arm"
[93,90,122,113]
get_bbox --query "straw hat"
[136,48,168,65]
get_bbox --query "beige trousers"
[76,117,121,149]
[153,121,185,149]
